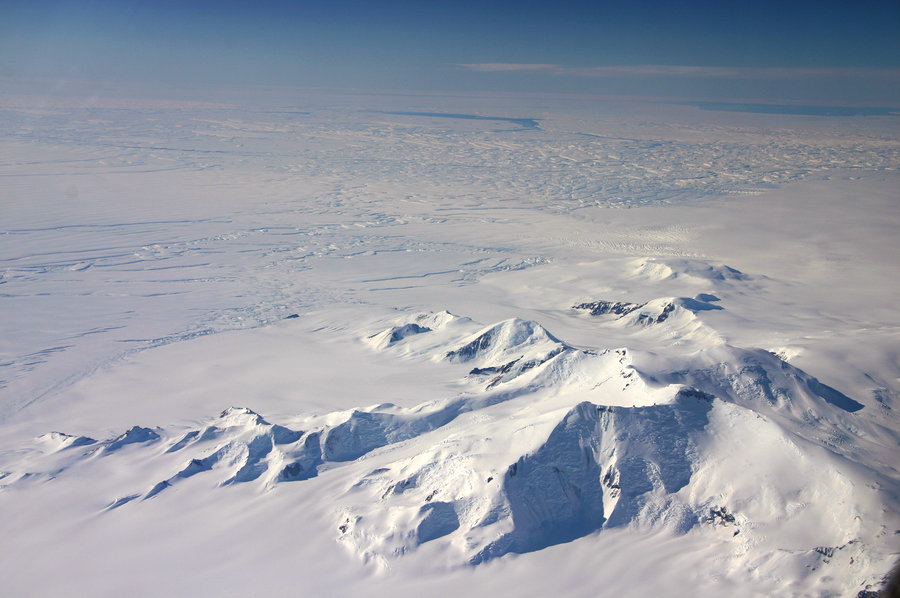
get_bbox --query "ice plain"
[1,89,899,597]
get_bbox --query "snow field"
[1,92,898,596]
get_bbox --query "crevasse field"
[1,90,898,597]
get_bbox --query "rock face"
[573,296,723,326]
[6,310,896,593]
[445,318,568,363]
[573,300,642,317]
[472,394,712,562]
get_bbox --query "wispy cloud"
[455,63,559,73]
[455,63,900,80]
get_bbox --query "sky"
[1,0,899,103]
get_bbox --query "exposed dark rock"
[705,505,736,526]
[576,296,721,326]
[815,546,836,558]
[675,387,716,402]
[636,302,675,324]
[446,319,566,364]
[447,327,501,362]
[338,518,351,534]
[573,300,641,317]
[602,466,620,491]
[470,359,520,377]
[482,347,569,390]
[280,462,304,480]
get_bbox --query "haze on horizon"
[2,0,899,105]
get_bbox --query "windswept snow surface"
[1,90,899,597]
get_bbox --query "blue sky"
[2,0,898,103]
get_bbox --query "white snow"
[1,90,898,597]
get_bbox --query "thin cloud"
[455,63,559,72]
[455,63,900,80]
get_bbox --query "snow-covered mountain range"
[4,301,896,594]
